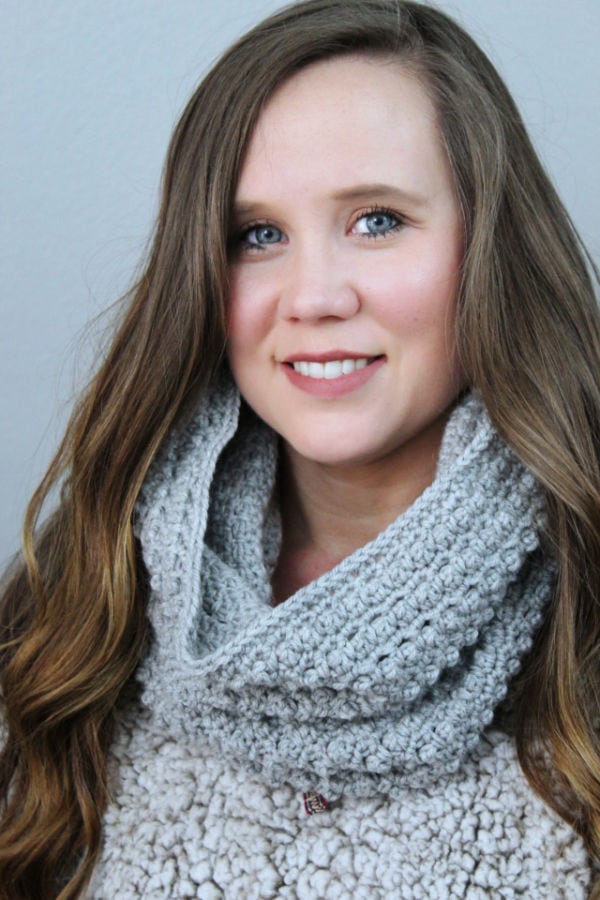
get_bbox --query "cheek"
[367,251,460,337]
[226,269,271,358]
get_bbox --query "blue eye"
[243,224,284,247]
[354,210,401,237]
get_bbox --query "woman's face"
[227,55,464,469]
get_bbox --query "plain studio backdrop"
[1,0,598,566]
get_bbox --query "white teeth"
[323,360,343,379]
[291,357,371,378]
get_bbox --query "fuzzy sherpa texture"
[87,374,592,896]
[89,707,590,898]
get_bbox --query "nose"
[278,246,360,322]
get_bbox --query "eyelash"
[233,205,405,252]
[353,206,405,239]
[235,222,286,252]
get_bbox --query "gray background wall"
[1,0,598,565]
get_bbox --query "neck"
[272,411,451,603]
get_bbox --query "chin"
[282,428,397,469]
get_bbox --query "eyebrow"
[232,200,274,219]
[232,183,428,219]
[331,183,428,207]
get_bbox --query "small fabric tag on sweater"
[303,790,330,815]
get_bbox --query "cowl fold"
[136,371,551,800]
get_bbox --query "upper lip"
[281,350,382,363]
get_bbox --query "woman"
[1,0,599,897]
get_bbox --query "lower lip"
[281,357,386,398]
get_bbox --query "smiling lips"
[291,357,370,379]
[281,354,386,398]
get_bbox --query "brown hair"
[2,1,599,896]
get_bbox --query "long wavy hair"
[1,1,599,897]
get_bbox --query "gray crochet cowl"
[135,372,552,802]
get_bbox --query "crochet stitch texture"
[136,373,550,798]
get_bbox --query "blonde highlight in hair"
[2,2,599,895]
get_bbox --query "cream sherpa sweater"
[89,708,589,898]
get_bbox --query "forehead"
[236,55,451,199]
[263,54,436,125]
